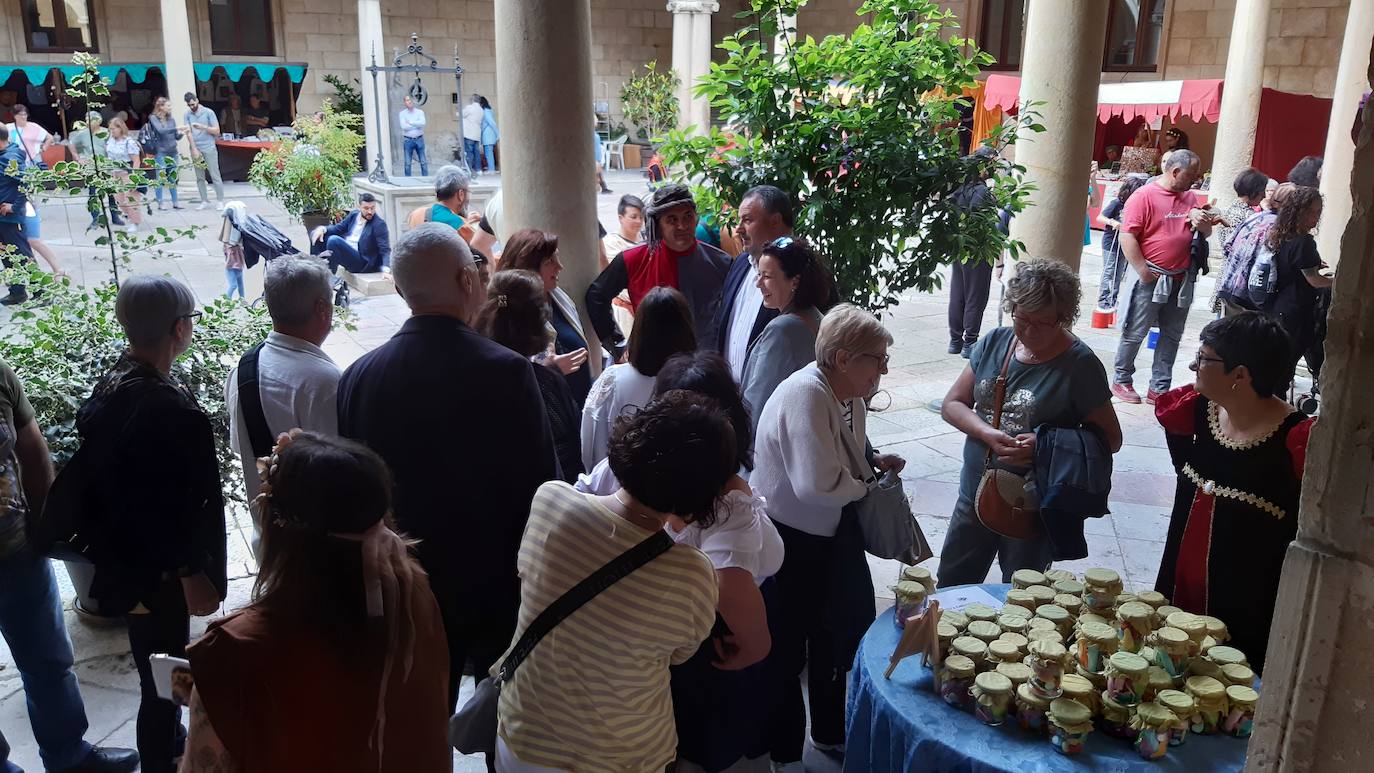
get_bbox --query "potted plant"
[248,102,365,241]
[621,60,680,156]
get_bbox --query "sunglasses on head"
[767,236,795,250]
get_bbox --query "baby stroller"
[220,203,348,306]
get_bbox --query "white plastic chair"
[604,134,628,170]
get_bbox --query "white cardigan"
[750,363,869,537]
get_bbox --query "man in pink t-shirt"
[1111,150,1214,404]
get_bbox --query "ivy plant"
[620,61,681,144]
[658,0,1043,312]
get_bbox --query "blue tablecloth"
[844,584,1249,773]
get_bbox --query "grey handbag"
[448,529,674,756]
[839,410,933,565]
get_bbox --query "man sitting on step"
[311,192,392,280]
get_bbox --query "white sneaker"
[195,202,209,211]
[126,224,138,234]
[215,202,225,211]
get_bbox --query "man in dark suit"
[312,192,392,276]
[336,224,556,719]
[713,185,794,379]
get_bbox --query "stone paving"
[0,168,1213,770]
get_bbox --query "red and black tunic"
[1153,386,1312,673]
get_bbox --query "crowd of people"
[0,105,1337,771]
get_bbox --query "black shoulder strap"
[236,342,275,459]
[499,529,674,682]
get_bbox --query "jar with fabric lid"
[1016,682,1051,734]
[1205,645,1249,670]
[1045,568,1077,584]
[940,609,969,632]
[1026,585,1057,609]
[966,620,1002,644]
[1114,593,1140,610]
[1028,640,1069,699]
[1077,611,1112,629]
[1000,604,1033,622]
[901,564,937,594]
[1131,702,1178,760]
[972,671,1014,726]
[1052,578,1085,598]
[1026,617,1058,636]
[938,655,977,710]
[1157,605,1183,622]
[1143,666,1173,702]
[1053,594,1083,617]
[1075,662,1107,691]
[1222,685,1258,738]
[1146,626,1192,681]
[1166,612,1208,653]
[1221,663,1255,689]
[1136,590,1168,609]
[1185,675,1229,734]
[1027,629,1063,649]
[1187,655,1225,681]
[1157,689,1197,746]
[937,621,958,661]
[997,661,1033,693]
[998,614,1029,635]
[1036,604,1073,639]
[1082,568,1123,613]
[1075,621,1118,674]
[1004,589,1037,616]
[1114,601,1156,652]
[951,636,988,670]
[1098,690,1134,739]
[1197,615,1229,644]
[1104,651,1150,705]
[1011,569,1047,589]
[987,639,1022,667]
[1199,635,1219,654]
[1047,698,1094,755]
[1060,672,1098,716]
[964,603,999,623]
[998,631,1029,655]
[893,581,928,629]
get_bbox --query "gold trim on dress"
[1182,463,1286,520]
[1206,401,1285,451]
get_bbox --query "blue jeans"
[1096,242,1127,310]
[403,136,428,176]
[225,267,244,299]
[0,550,94,770]
[1113,273,1190,394]
[463,139,480,172]
[324,235,373,274]
[484,143,497,172]
[152,153,178,206]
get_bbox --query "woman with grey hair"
[751,303,905,768]
[936,258,1121,587]
[59,274,226,772]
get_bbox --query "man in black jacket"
[712,185,792,378]
[68,275,225,773]
[337,224,557,718]
[311,192,392,276]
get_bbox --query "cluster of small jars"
[929,567,1261,760]
[893,565,937,629]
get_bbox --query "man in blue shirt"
[398,96,428,176]
[0,123,34,305]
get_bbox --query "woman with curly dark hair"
[183,431,451,771]
[495,391,732,772]
[475,270,583,482]
[1259,186,1333,373]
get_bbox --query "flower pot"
[63,559,122,626]
[302,211,334,248]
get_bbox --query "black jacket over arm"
[585,253,629,358]
[337,315,557,627]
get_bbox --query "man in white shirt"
[398,95,428,176]
[225,256,342,553]
[714,185,795,380]
[461,94,483,173]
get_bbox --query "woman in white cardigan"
[751,304,905,770]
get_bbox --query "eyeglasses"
[179,311,203,323]
[1191,352,1226,369]
[857,352,890,367]
[1011,313,1061,332]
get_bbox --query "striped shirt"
[497,481,718,772]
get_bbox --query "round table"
[215,139,279,182]
[843,584,1249,772]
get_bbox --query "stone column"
[1246,46,1374,772]
[1006,0,1109,272]
[494,0,603,368]
[357,0,393,177]
[1317,1,1374,266]
[668,0,718,133]
[1210,0,1273,210]
[158,0,196,104]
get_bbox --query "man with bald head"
[337,224,556,720]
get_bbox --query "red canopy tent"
[979,74,1330,181]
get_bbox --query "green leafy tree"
[248,102,365,221]
[620,61,681,143]
[322,73,365,117]
[658,0,1042,312]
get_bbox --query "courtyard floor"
[0,168,1215,770]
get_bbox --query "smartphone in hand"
[150,654,194,706]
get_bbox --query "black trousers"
[125,579,189,773]
[948,259,995,343]
[768,515,875,763]
[0,220,33,294]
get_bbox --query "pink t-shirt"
[1119,181,1199,273]
[6,122,50,162]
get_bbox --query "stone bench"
[339,268,396,296]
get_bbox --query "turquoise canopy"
[0,62,308,86]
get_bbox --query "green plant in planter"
[620,61,680,145]
[658,0,1044,313]
[322,73,365,117]
[248,103,365,224]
